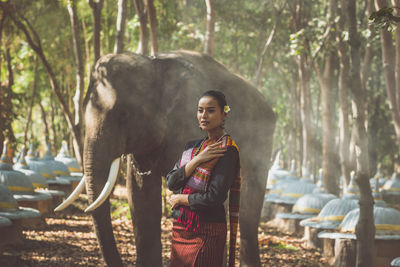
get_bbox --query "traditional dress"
[166,135,241,267]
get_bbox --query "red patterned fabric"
[170,222,227,267]
[177,135,241,267]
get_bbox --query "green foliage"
[369,6,400,32]
[1,0,399,176]
[110,198,131,220]
[269,241,298,251]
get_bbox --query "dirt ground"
[0,196,329,267]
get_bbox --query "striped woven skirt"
[170,221,227,267]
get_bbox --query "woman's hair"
[200,90,227,111]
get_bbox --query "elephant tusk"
[84,157,121,213]
[54,176,86,212]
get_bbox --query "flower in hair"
[224,105,231,113]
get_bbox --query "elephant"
[56,50,276,267]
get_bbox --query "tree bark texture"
[0,14,4,153]
[67,0,85,164]
[336,3,352,187]
[23,56,38,147]
[133,0,148,55]
[393,0,400,113]
[203,0,216,56]
[0,2,84,165]
[319,54,338,194]
[89,0,104,63]
[146,0,158,55]
[298,54,313,175]
[50,98,58,154]
[290,0,314,175]
[114,0,127,54]
[375,0,400,151]
[4,48,17,147]
[318,0,339,195]
[347,1,375,267]
[39,101,50,145]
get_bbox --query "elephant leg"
[239,165,267,267]
[91,201,124,267]
[126,154,162,267]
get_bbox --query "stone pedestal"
[0,221,23,247]
[303,226,322,249]
[320,237,400,267]
[383,193,400,204]
[49,183,72,194]
[17,198,53,215]
[261,202,293,221]
[272,217,304,235]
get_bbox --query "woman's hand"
[184,141,227,178]
[195,141,227,164]
[169,194,189,209]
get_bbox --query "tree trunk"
[50,97,58,154]
[82,18,92,74]
[203,0,216,56]
[298,54,313,175]
[1,47,17,158]
[0,13,4,152]
[39,101,50,146]
[363,0,376,176]
[318,0,339,195]
[393,0,400,113]
[133,0,148,55]
[23,56,38,147]
[114,0,127,54]
[89,0,104,63]
[318,53,338,194]
[146,0,158,55]
[347,1,375,266]
[375,0,400,152]
[296,79,303,171]
[290,0,314,175]
[67,0,85,165]
[253,2,287,88]
[336,3,352,187]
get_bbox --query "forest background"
[2,0,400,266]
[1,0,400,187]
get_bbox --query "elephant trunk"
[84,138,123,267]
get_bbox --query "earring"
[221,120,225,129]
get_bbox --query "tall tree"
[67,0,85,164]
[146,0,158,54]
[347,0,375,266]
[133,0,148,55]
[3,47,17,152]
[39,100,51,146]
[89,0,104,63]
[253,1,287,88]
[336,0,352,187]
[375,0,400,156]
[317,0,339,195]
[114,0,127,54]
[0,1,84,164]
[203,0,215,56]
[289,0,314,175]
[23,56,38,147]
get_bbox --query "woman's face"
[197,96,226,132]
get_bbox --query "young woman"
[166,90,241,267]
